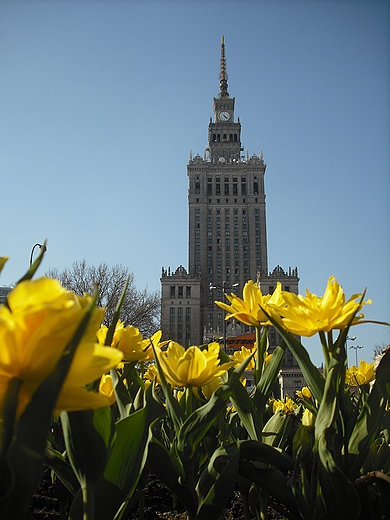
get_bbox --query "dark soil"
[28,472,289,519]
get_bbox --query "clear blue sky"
[1,0,389,368]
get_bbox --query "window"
[207,177,212,195]
[224,177,229,195]
[170,286,175,297]
[241,177,246,195]
[186,286,191,297]
[216,177,221,195]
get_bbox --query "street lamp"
[30,243,47,265]
[209,281,239,353]
[346,336,356,367]
[349,344,363,367]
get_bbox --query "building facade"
[161,38,304,397]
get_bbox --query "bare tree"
[47,260,160,337]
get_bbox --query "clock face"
[218,111,230,121]
[219,157,226,163]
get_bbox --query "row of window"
[194,176,261,196]
[170,286,191,298]
[211,133,238,143]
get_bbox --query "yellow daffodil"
[272,396,298,414]
[155,341,234,388]
[345,360,375,386]
[215,281,284,328]
[230,345,272,370]
[0,277,123,419]
[296,386,312,400]
[268,276,371,337]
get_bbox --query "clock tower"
[161,37,300,395]
[208,36,242,163]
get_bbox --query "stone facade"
[161,37,305,397]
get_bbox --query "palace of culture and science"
[161,37,303,397]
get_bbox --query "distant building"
[161,37,304,398]
[0,286,11,305]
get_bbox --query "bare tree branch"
[46,261,160,337]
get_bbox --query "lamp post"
[349,344,363,367]
[346,336,356,367]
[30,243,47,265]
[209,281,239,353]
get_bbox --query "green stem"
[82,483,95,520]
[185,385,193,417]
[319,331,330,377]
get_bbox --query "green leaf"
[177,353,254,457]
[316,444,360,520]
[238,460,299,517]
[70,383,165,520]
[45,445,80,496]
[60,407,114,487]
[110,368,133,420]
[229,374,260,441]
[262,411,292,448]
[254,342,286,412]
[147,438,197,517]
[238,439,294,473]
[105,275,130,347]
[195,444,239,520]
[347,349,390,480]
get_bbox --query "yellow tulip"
[215,281,284,328]
[143,362,161,386]
[345,360,375,386]
[272,396,298,414]
[98,374,116,406]
[302,408,315,428]
[0,277,123,419]
[296,386,312,400]
[97,321,147,362]
[155,341,234,388]
[268,276,371,337]
[230,344,272,371]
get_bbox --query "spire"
[219,35,229,98]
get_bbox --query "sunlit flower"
[301,408,315,428]
[296,386,312,400]
[268,276,371,337]
[97,321,147,362]
[272,396,298,414]
[155,341,234,388]
[345,360,375,386]
[201,376,223,400]
[143,362,161,386]
[98,374,116,405]
[230,344,272,370]
[215,281,284,328]
[0,277,123,419]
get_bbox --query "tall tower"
[187,36,268,341]
[161,38,301,398]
